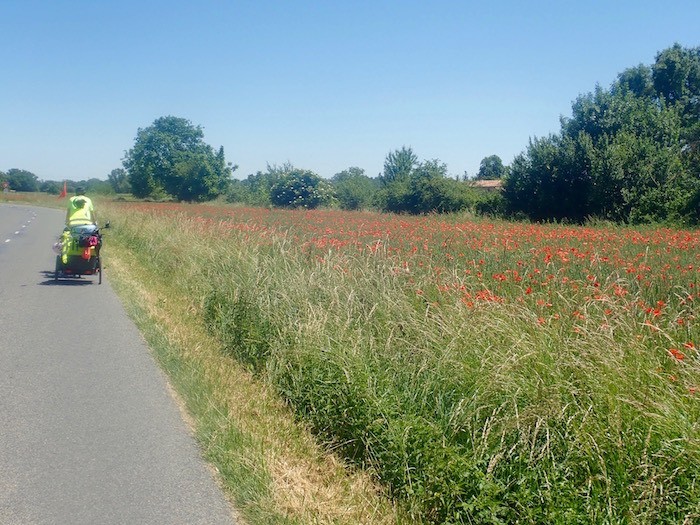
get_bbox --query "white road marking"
[2,213,38,243]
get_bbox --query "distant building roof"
[470,179,503,190]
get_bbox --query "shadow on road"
[39,270,96,286]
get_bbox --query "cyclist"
[65,186,96,227]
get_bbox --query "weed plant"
[104,202,700,524]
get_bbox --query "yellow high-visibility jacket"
[66,195,94,225]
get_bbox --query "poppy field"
[105,201,700,524]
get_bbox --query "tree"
[225,179,252,205]
[76,178,114,195]
[123,116,234,201]
[615,64,655,99]
[226,163,293,207]
[331,167,378,210]
[503,135,565,221]
[503,44,699,224]
[270,169,335,209]
[107,168,131,194]
[653,45,700,209]
[380,146,418,185]
[408,159,473,213]
[5,169,39,192]
[40,180,61,194]
[476,155,508,180]
[505,91,683,223]
[164,147,232,202]
[376,152,473,214]
[652,44,700,107]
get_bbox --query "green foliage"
[5,168,39,192]
[380,146,418,186]
[167,148,231,202]
[225,179,254,205]
[225,163,291,207]
[331,167,378,210]
[504,44,700,224]
[269,168,335,209]
[615,64,655,99]
[473,191,507,217]
[107,168,131,194]
[123,116,234,201]
[271,339,378,463]
[82,178,114,194]
[227,165,354,211]
[476,155,508,180]
[504,133,596,222]
[653,43,700,109]
[40,180,61,194]
[377,152,474,214]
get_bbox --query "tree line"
[223,148,505,214]
[0,168,113,195]
[2,113,503,215]
[504,43,700,224]
[4,44,697,225]
[227,43,698,224]
[119,116,505,214]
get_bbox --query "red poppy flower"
[668,348,685,360]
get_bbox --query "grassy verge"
[102,208,402,524]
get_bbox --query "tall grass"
[104,202,700,524]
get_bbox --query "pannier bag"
[77,234,100,247]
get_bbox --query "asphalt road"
[0,204,237,524]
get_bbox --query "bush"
[331,167,378,210]
[377,175,474,214]
[474,191,507,217]
[270,169,336,209]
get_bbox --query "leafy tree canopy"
[504,43,700,225]
[226,162,294,207]
[614,64,655,99]
[476,155,508,180]
[331,167,378,210]
[107,168,131,194]
[40,180,61,194]
[123,116,235,201]
[376,149,475,214]
[380,146,418,185]
[5,168,39,192]
[653,43,700,108]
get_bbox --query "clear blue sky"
[2,0,699,182]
